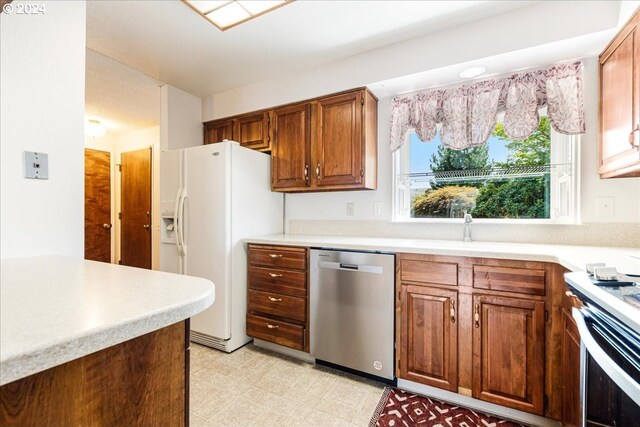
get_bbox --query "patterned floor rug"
[369,387,526,427]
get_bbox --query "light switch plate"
[24,151,49,180]
[373,201,382,217]
[346,202,354,216]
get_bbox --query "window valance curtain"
[389,61,585,152]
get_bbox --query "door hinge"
[544,394,548,410]
[360,97,364,106]
[398,290,401,301]
[545,310,550,322]
[118,260,122,265]
[118,212,122,220]
[116,163,121,172]
[360,169,364,177]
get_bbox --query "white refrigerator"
[160,141,283,352]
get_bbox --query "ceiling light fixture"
[183,0,291,31]
[85,119,106,138]
[459,66,486,79]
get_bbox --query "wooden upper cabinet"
[314,89,377,190]
[271,103,312,190]
[234,111,271,152]
[399,285,458,392]
[472,295,545,415]
[599,9,640,178]
[204,118,234,144]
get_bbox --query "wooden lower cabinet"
[0,321,189,427]
[399,285,458,391]
[562,309,581,427]
[472,295,545,415]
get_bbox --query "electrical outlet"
[373,201,382,217]
[597,197,615,217]
[346,202,354,217]
[24,151,49,180]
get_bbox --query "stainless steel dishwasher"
[310,249,395,381]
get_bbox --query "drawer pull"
[269,253,283,258]
[474,303,480,328]
[566,290,577,299]
[268,296,282,302]
[269,273,283,278]
[266,323,279,329]
[450,300,456,324]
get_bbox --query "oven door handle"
[572,307,640,406]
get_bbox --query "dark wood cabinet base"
[1,321,190,427]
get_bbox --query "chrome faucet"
[463,211,473,242]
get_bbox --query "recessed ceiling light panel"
[183,0,292,31]
[459,66,486,79]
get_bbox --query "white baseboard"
[397,379,561,427]
[252,339,316,363]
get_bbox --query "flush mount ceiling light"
[459,66,486,79]
[85,119,106,138]
[183,1,292,31]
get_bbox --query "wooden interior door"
[399,285,458,391]
[120,148,151,269]
[271,103,311,190]
[472,295,545,415]
[315,91,363,187]
[84,149,111,263]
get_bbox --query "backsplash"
[287,220,640,248]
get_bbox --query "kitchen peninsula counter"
[245,234,640,275]
[0,256,214,426]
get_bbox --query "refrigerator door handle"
[177,190,187,257]
[173,188,184,256]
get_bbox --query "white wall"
[160,85,203,150]
[1,1,86,259]
[199,1,639,237]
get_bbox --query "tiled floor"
[190,343,386,427]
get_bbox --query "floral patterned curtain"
[389,61,585,152]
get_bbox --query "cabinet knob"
[266,323,279,329]
[450,300,456,324]
[316,163,321,179]
[268,273,283,278]
[304,164,309,181]
[102,223,112,229]
[474,303,480,328]
[142,224,150,229]
[268,296,282,302]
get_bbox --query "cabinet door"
[315,91,363,187]
[204,119,233,144]
[235,111,270,151]
[562,309,581,427]
[472,295,545,414]
[399,285,458,391]
[599,11,640,178]
[272,103,311,190]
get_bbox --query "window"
[393,113,577,222]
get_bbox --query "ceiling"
[85,49,162,135]
[86,0,538,97]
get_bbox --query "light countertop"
[245,234,640,275]
[0,256,214,386]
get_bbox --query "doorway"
[120,147,152,269]
[84,148,112,262]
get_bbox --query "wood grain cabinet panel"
[399,285,458,391]
[399,259,458,287]
[204,119,234,144]
[599,9,640,178]
[234,111,270,152]
[472,295,545,415]
[473,265,545,296]
[0,322,188,427]
[247,244,309,352]
[271,103,312,190]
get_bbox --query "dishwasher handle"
[318,261,383,274]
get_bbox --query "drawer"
[399,259,458,286]
[248,266,307,297]
[249,245,307,270]
[473,265,545,296]
[246,314,305,351]
[248,289,306,323]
